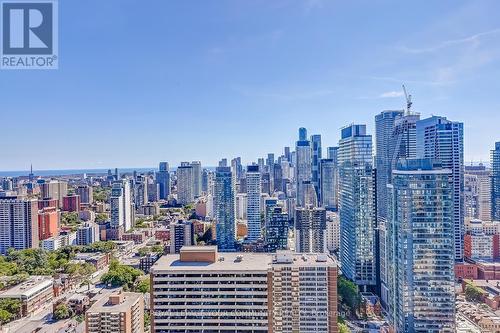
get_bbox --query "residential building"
[0,196,38,255]
[156,162,170,200]
[295,206,326,253]
[76,222,100,246]
[296,128,312,207]
[246,165,261,242]
[338,124,376,287]
[62,194,80,212]
[417,116,464,261]
[38,206,59,240]
[191,161,202,197]
[110,180,133,232]
[492,142,500,221]
[177,162,194,205]
[214,166,236,251]
[311,134,322,202]
[150,246,338,333]
[325,211,340,253]
[265,206,289,252]
[384,159,455,332]
[86,291,144,333]
[320,158,337,210]
[169,220,195,254]
[465,164,492,221]
[75,185,93,204]
[40,180,67,208]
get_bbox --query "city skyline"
[2,0,500,170]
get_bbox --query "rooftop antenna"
[402,84,412,115]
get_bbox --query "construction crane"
[402,84,412,115]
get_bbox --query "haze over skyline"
[2,0,500,170]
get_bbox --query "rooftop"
[87,291,142,313]
[0,276,53,298]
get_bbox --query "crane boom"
[402,84,412,115]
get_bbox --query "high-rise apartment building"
[191,161,202,197]
[77,222,100,246]
[156,162,170,200]
[169,220,195,254]
[110,180,133,232]
[492,142,500,221]
[0,197,38,255]
[86,291,144,333]
[417,116,464,261]
[320,158,337,210]
[38,206,59,240]
[295,206,326,253]
[295,128,312,207]
[383,159,455,333]
[246,165,261,242]
[375,110,404,221]
[150,246,338,333]
[265,206,289,252]
[214,166,236,251]
[176,162,194,205]
[311,134,322,202]
[338,124,376,287]
[464,164,491,221]
[40,180,68,208]
[75,185,93,205]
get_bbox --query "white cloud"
[379,91,404,98]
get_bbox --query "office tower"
[417,116,464,261]
[156,162,170,200]
[176,162,194,205]
[299,127,307,141]
[151,246,338,333]
[273,163,283,192]
[295,206,326,253]
[325,211,340,253]
[147,179,159,202]
[246,165,262,242]
[375,110,404,221]
[38,207,59,240]
[86,292,144,333]
[75,185,93,204]
[384,159,455,332]
[201,169,209,193]
[218,158,228,167]
[267,153,275,167]
[260,172,271,195]
[300,180,318,208]
[110,180,133,232]
[296,129,312,207]
[0,197,38,255]
[257,158,265,171]
[284,146,291,162]
[464,164,491,221]
[338,124,376,286]
[265,206,289,252]
[320,159,337,210]
[492,142,500,220]
[134,176,148,209]
[40,180,68,208]
[170,220,195,254]
[76,222,100,245]
[214,167,236,251]
[191,161,202,197]
[326,146,337,160]
[311,134,322,202]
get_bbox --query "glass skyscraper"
[492,142,500,220]
[246,165,261,242]
[338,124,376,287]
[295,129,312,207]
[156,162,170,200]
[416,116,464,261]
[214,166,236,251]
[311,134,322,203]
[384,159,455,333]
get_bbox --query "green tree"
[0,299,21,319]
[465,283,484,302]
[339,322,351,333]
[338,276,361,313]
[0,309,14,324]
[95,213,109,223]
[101,260,143,289]
[53,303,73,320]
[135,278,150,293]
[61,212,80,226]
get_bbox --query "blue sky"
[1,0,500,171]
